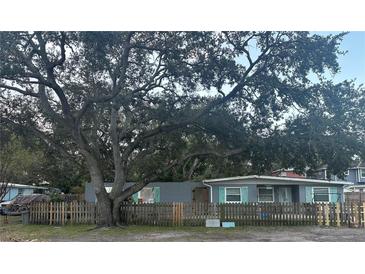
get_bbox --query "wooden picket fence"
[121,202,365,228]
[29,201,97,225]
[28,201,365,227]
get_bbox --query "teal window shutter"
[329,187,338,203]
[132,192,139,203]
[218,187,225,203]
[153,187,160,203]
[305,187,313,203]
[241,187,248,203]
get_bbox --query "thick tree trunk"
[84,152,125,226]
[111,182,150,226]
[96,192,113,226]
[112,196,124,225]
[81,138,153,226]
[81,148,114,226]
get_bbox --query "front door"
[278,187,292,203]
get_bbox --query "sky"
[235,31,365,88]
[316,31,365,86]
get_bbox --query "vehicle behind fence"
[28,201,365,228]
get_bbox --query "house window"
[313,187,329,202]
[258,187,274,202]
[344,170,349,176]
[18,188,24,195]
[225,187,241,203]
[138,188,154,203]
[361,169,365,178]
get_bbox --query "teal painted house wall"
[304,186,344,203]
[213,184,257,203]
[213,184,345,203]
[85,180,346,204]
[218,186,249,203]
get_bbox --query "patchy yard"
[1,216,365,242]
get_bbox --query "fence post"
[29,204,33,224]
[176,202,180,226]
[324,204,330,226]
[362,202,365,228]
[62,202,65,225]
[355,203,359,228]
[172,202,175,226]
[49,202,53,225]
[335,203,341,227]
[70,201,73,224]
[357,203,362,228]
[172,202,176,226]
[316,204,320,226]
[352,203,357,228]
[181,202,184,226]
[220,203,225,222]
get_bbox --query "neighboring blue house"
[313,163,365,187]
[85,175,351,204]
[346,164,365,185]
[1,183,48,202]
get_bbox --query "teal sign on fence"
[222,222,235,228]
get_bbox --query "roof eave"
[203,175,352,185]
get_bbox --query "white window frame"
[224,187,241,203]
[344,170,349,176]
[258,186,274,203]
[360,169,365,178]
[312,187,330,203]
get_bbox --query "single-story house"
[203,175,351,203]
[85,175,352,204]
[1,183,48,202]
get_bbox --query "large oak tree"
[1,31,363,225]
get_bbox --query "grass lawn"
[2,215,365,242]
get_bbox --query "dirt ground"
[1,216,365,242]
[50,226,365,242]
